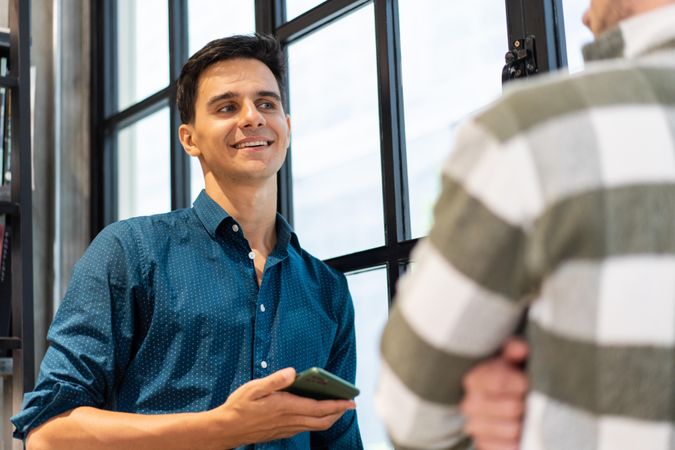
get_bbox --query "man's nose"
[239,100,265,128]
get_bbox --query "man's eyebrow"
[206,91,237,107]
[257,91,282,102]
[206,90,282,108]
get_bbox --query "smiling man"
[377,0,675,449]
[11,34,362,450]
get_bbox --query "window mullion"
[374,0,409,247]
[99,0,118,226]
[373,0,409,301]
[260,0,295,223]
[169,0,190,210]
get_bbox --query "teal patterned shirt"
[12,190,362,449]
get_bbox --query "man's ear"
[179,123,201,157]
[285,114,291,144]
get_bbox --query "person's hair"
[176,33,286,124]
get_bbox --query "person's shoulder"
[115,208,196,236]
[289,241,349,289]
[474,58,664,143]
[93,208,197,251]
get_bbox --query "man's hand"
[212,367,356,447]
[460,338,529,450]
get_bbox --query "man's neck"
[204,175,278,258]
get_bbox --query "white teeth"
[234,141,268,149]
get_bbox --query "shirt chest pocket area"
[271,298,339,370]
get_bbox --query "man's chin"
[228,167,280,185]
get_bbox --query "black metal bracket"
[502,35,538,84]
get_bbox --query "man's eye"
[219,104,236,113]
[258,102,274,110]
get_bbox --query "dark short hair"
[176,33,286,124]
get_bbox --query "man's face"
[184,58,290,185]
[583,0,629,36]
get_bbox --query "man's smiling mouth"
[234,140,272,149]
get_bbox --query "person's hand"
[211,368,355,447]
[460,338,529,450]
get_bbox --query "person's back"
[376,3,675,449]
[499,12,675,448]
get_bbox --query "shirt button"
[232,224,239,232]
[248,251,255,260]
[260,304,266,312]
[260,361,268,369]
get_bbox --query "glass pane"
[187,0,256,56]
[563,0,594,74]
[116,0,169,112]
[288,3,384,260]
[286,0,325,21]
[117,108,171,220]
[399,0,507,238]
[346,267,391,450]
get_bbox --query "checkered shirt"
[376,5,675,450]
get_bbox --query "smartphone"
[283,367,360,400]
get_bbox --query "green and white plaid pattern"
[377,5,675,450]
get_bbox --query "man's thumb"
[256,367,297,395]
[502,338,528,364]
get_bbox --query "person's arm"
[310,275,363,449]
[12,222,144,441]
[460,338,528,450]
[376,117,537,449]
[26,368,355,450]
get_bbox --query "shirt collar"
[583,3,675,62]
[192,189,300,252]
[272,212,301,259]
[193,190,232,239]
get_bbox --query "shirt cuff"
[11,381,98,441]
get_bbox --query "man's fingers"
[260,409,347,438]
[463,361,528,395]
[274,392,355,417]
[247,368,297,399]
[464,417,522,443]
[501,338,528,364]
[292,411,346,431]
[473,437,520,450]
[461,347,528,450]
[265,412,345,439]
[312,399,356,417]
[460,393,525,420]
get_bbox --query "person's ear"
[179,123,201,157]
[285,114,291,144]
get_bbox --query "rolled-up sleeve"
[11,221,145,440]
